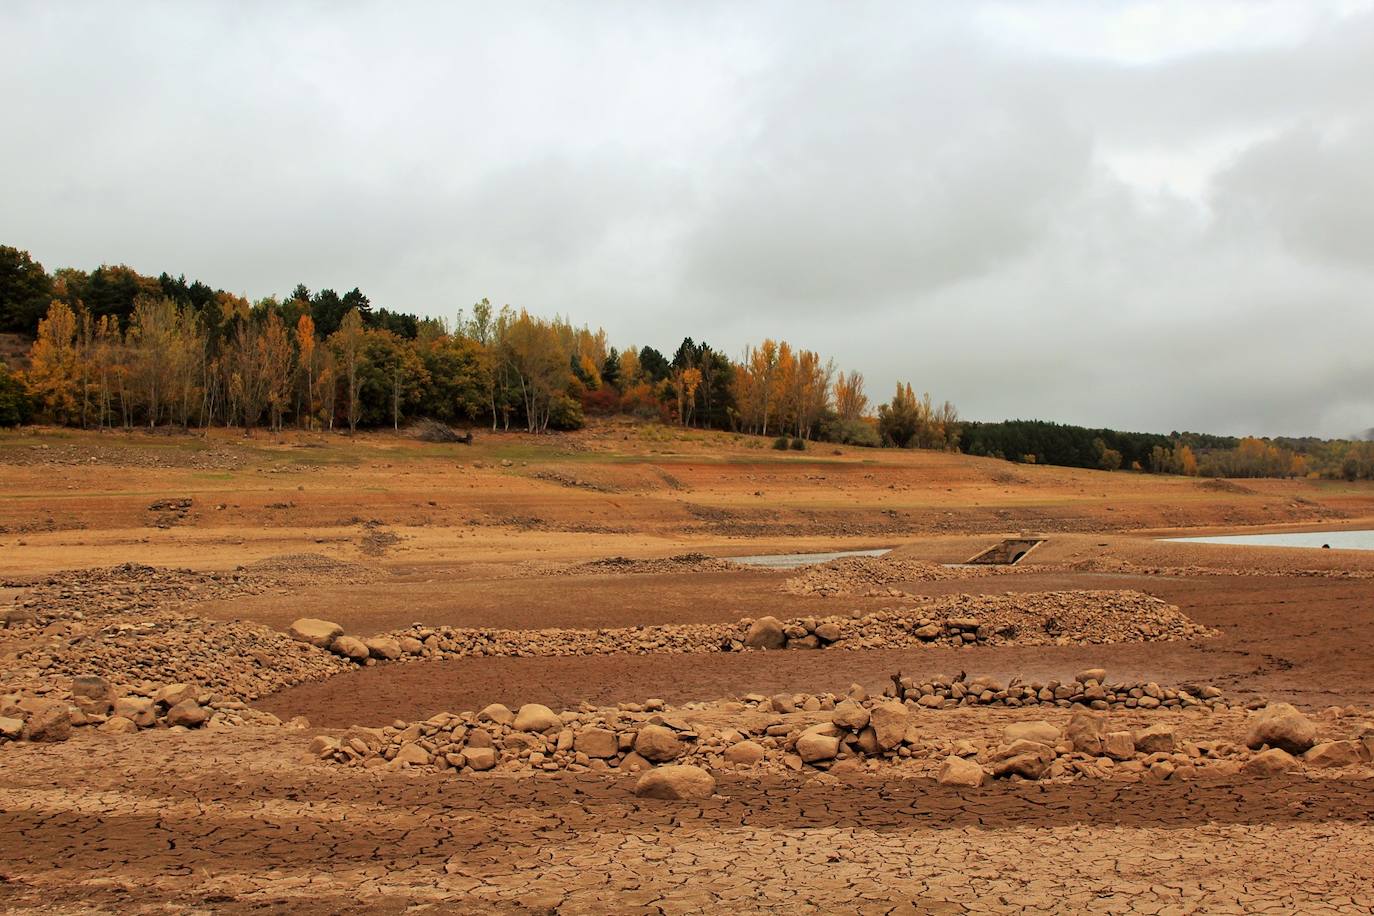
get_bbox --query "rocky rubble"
[314,671,1373,786]
[0,674,309,746]
[7,612,351,700]
[2,556,384,626]
[883,667,1226,711]
[783,554,1021,596]
[295,591,1211,669]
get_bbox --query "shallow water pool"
[728,548,892,569]
[1163,530,1374,551]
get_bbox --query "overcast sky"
[3,1,1372,438]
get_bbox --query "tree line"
[2,245,965,445]
[2,243,1370,480]
[963,419,1374,480]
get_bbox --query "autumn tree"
[295,314,318,429]
[26,300,80,423]
[505,310,571,433]
[330,308,367,433]
[261,309,295,432]
[834,371,868,421]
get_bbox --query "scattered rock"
[937,755,986,787]
[330,635,370,661]
[634,765,716,800]
[723,740,765,766]
[743,616,786,650]
[287,618,344,648]
[868,701,909,751]
[1245,703,1317,755]
[1003,721,1058,746]
[512,703,562,733]
[1304,740,1366,768]
[1243,747,1299,776]
[634,724,686,762]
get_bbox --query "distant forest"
[2,243,1372,480]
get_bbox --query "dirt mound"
[784,554,1019,596]
[571,553,741,575]
[240,553,385,583]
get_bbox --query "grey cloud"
[2,1,1373,436]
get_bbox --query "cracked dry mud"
[2,731,1373,914]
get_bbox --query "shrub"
[772,435,790,450]
[789,437,805,451]
[547,394,585,431]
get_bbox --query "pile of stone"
[0,674,306,746]
[883,667,1224,710]
[291,591,1208,669]
[316,683,1374,789]
[2,556,386,630]
[2,563,273,626]
[783,555,1020,596]
[736,590,1211,652]
[8,612,351,700]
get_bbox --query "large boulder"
[155,683,197,708]
[795,732,841,763]
[743,616,786,650]
[478,703,514,726]
[113,696,157,728]
[393,743,431,767]
[1245,703,1317,755]
[634,724,685,762]
[22,699,72,742]
[1304,740,1366,768]
[988,739,1055,779]
[166,699,209,728]
[831,700,870,731]
[1133,724,1176,755]
[937,755,986,788]
[1103,731,1136,761]
[0,716,25,740]
[288,618,344,648]
[574,727,619,759]
[634,765,716,800]
[868,701,909,751]
[723,740,765,766]
[1064,712,1106,754]
[1003,721,1058,746]
[1243,747,1299,776]
[363,637,403,661]
[512,704,562,733]
[71,675,113,701]
[464,747,497,771]
[98,715,139,735]
[330,636,370,661]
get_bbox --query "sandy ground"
[3,422,1374,913]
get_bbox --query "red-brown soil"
[4,422,1374,913]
